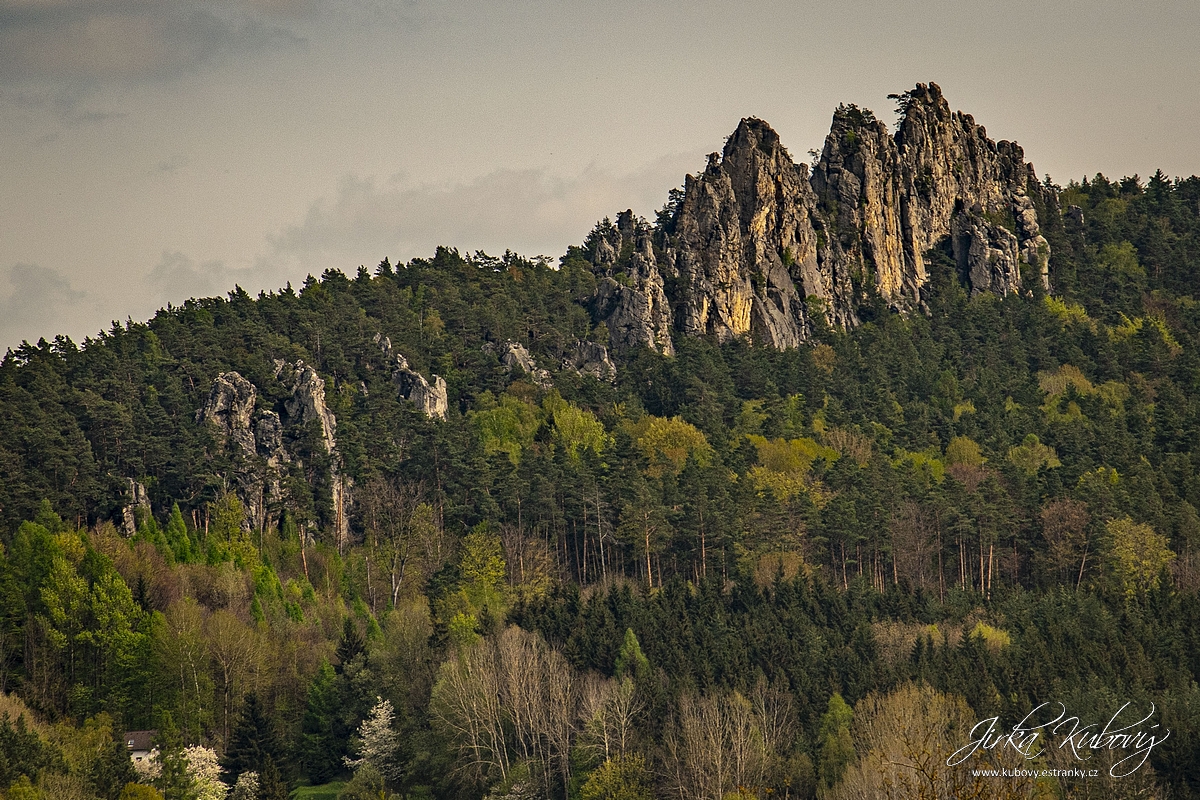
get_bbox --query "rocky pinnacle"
[587,83,1052,352]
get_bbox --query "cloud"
[0,262,88,348]
[153,154,189,175]
[0,1,302,86]
[0,155,701,351]
[147,251,272,303]
[268,154,699,271]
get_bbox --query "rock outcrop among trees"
[588,83,1052,351]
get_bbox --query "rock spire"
[586,82,1052,351]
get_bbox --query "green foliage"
[471,394,542,464]
[299,661,345,785]
[2,164,1200,800]
[257,757,289,800]
[0,713,60,788]
[120,784,165,800]
[944,436,985,468]
[220,694,283,786]
[970,621,1012,651]
[164,503,193,563]
[578,755,652,800]
[459,527,506,594]
[1007,434,1061,476]
[613,629,649,682]
[89,729,139,800]
[626,415,711,478]
[337,764,393,800]
[545,393,608,460]
[817,693,854,789]
[746,435,836,501]
[7,774,42,800]
[1106,517,1175,598]
[153,716,196,800]
[291,782,345,800]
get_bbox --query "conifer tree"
[164,503,192,563]
[613,629,649,682]
[256,756,288,800]
[818,694,854,790]
[299,661,344,783]
[90,731,138,800]
[154,715,196,800]
[220,694,282,786]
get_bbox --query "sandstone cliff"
[194,363,351,548]
[586,211,676,355]
[195,370,281,533]
[585,83,1053,351]
[275,359,352,550]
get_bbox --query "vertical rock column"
[277,360,353,553]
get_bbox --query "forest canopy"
[1,170,1200,799]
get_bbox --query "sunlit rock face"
[585,82,1053,351]
[374,333,450,420]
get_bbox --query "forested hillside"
[2,140,1200,800]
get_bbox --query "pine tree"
[613,628,649,682]
[89,731,138,800]
[154,715,196,800]
[335,617,365,674]
[256,756,288,800]
[164,503,192,563]
[299,661,344,783]
[220,694,282,785]
[817,693,854,790]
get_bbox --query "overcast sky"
[3,0,1199,351]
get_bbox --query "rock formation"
[253,410,289,525]
[563,340,617,383]
[276,361,338,456]
[497,340,553,389]
[195,370,276,532]
[586,211,676,355]
[373,333,449,420]
[275,359,351,550]
[120,478,150,537]
[585,83,1053,350]
[194,362,352,546]
[195,371,257,456]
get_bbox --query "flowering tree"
[184,746,226,800]
[346,697,403,787]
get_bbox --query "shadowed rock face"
[195,372,258,456]
[587,211,676,356]
[587,82,1052,351]
[192,362,352,543]
[563,340,617,383]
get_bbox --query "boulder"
[498,340,553,388]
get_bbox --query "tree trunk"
[643,512,653,588]
[986,542,994,599]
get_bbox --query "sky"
[3,0,1200,351]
